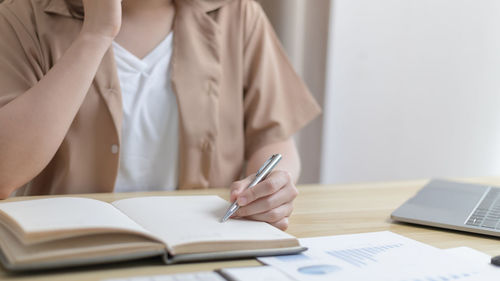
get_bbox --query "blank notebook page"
[111,196,295,249]
[0,197,150,238]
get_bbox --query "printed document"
[259,231,500,281]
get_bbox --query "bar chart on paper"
[258,232,490,281]
[325,243,403,267]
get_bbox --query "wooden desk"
[2,178,500,280]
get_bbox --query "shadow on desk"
[390,219,500,242]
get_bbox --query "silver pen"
[221,154,282,222]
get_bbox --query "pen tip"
[221,213,230,223]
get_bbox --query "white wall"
[321,0,500,184]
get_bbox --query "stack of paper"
[258,231,500,281]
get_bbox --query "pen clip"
[256,154,279,176]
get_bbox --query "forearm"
[0,33,112,196]
[246,138,301,183]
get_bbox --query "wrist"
[76,31,114,51]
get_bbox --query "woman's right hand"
[81,0,122,41]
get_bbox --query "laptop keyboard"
[465,188,500,229]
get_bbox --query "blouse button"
[206,81,218,97]
[202,139,212,152]
[111,144,119,154]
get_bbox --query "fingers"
[229,175,254,202]
[227,170,297,230]
[81,0,123,39]
[235,183,298,217]
[236,171,293,206]
[243,203,293,231]
[271,217,290,231]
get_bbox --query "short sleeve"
[0,4,43,108]
[242,1,321,158]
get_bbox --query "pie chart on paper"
[297,264,342,275]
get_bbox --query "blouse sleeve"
[0,3,43,108]
[242,1,321,158]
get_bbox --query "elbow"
[0,188,13,200]
[0,179,17,200]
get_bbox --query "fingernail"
[238,197,247,205]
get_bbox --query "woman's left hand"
[229,170,298,230]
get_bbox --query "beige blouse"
[0,0,321,195]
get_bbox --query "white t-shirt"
[113,32,179,192]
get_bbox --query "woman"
[0,0,320,230]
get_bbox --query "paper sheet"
[444,247,500,278]
[218,266,291,281]
[259,231,500,281]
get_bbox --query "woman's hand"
[229,170,299,230]
[81,0,122,40]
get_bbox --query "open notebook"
[0,196,304,271]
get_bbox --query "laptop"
[391,179,500,237]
